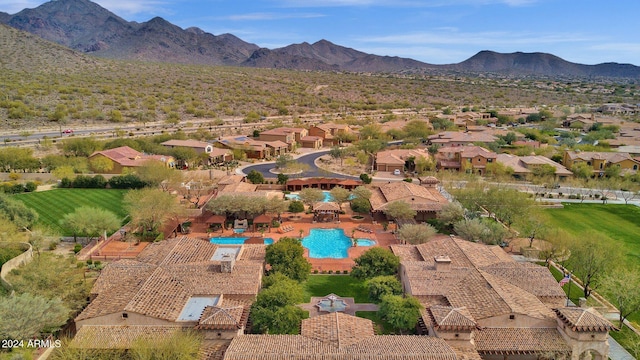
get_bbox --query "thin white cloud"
[93,0,171,16]
[226,12,325,21]
[0,0,40,14]
[358,30,596,47]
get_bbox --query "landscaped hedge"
[58,174,148,189]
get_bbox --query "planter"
[289,215,302,221]
[351,215,365,221]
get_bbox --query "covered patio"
[286,178,362,191]
[312,202,341,223]
[253,214,272,233]
[204,214,227,232]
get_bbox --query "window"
[634,165,638,170]
[587,161,591,166]
[122,313,129,319]
[599,163,603,169]
[509,314,515,320]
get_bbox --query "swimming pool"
[285,191,354,203]
[210,237,274,245]
[301,228,375,259]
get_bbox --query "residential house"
[88,146,174,174]
[427,131,497,148]
[453,112,495,129]
[563,150,640,176]
[223,312,469,360]
[562,114,596,131]
[369,177,448,221]
[375,149,431,173]
[215,136,289,159]
[309,123,353,146]
[161,139,213,154]
[299,135,323,149]
[160,139,231,167]
[435,146,497,175]
[497,154,573,179]
[607,127,640,148]
[258,127,308,150]
[74,236,264,346]
[391,235,616,360]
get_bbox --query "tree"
[402,120,432,140]
[124,188,184,237]
[62,137,102,157]
[129,330,203,360]
[0,193,38,229]
[329,186,350,210]
[356,139,386,172]
[52,165,76,181]
[359,173,372,184]
[601,266,640,325]
[265,237,312,282]
[351,247,400,280]
[60,206,121,242]
[532,164,557,178]
[250,277,305,334]
[288,200,304,213]
[275,154,294,169]
[89,156,114,173]
[379,295,422,334]
[0,293,69,339]
[571,162,593,179]
[397,223,437,244]
[246,169,265,184]
[604,164,622,178]
[298,188,324,208]
[516,212,547,248]
[137,160,182,190]
[382,201,416,223]
[566,234,622,299]
[438,202,465,226]
[277,173,289,185]
[453,218,487,243]
[351,186,372,200]
[329,146,345,166]
[367,275,403,303]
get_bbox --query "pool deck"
[89,210,400,272]
[188,211,399,272]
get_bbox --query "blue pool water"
[210,237,274,245]
[301,228,375,259]
[286,191,354,203]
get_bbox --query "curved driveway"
[241,150,358,179]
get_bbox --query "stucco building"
[391,235,616,360]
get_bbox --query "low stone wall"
[0,242,33,292]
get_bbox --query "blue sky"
[2,0,639,65]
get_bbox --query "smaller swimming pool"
[210,237,274,245]
[356,239,376,247]
[286,191,354,203]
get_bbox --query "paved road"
[241,150,359,179]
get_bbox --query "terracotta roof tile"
[474,328,570,355]
[76,237,263,324]
[427,305,478,330]
[370,182,447,212]
[72,325,183,349]
[553,307,618,332]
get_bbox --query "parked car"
[393,169,401,175]
[62,129,74,134]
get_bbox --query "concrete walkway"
[299,295,379,317]
[608,336,636,360]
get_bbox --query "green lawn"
[543,203,640,263]
[14,189,128,235]
[303,275,369,303]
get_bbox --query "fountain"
[315,294,348,313]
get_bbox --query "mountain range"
[2,0,639,78]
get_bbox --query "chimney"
[220,253,235,273]
[434,255,451,272]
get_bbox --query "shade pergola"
[312,201,341,222]
[286,178,362,191]
[204,214,227,232]
[253,214,272,232]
